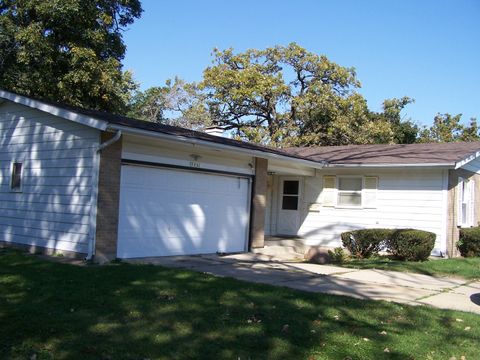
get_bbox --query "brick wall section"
[250,157,268,248]
[446,168,480,257]
[95,132,123,263]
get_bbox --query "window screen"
[337,176,362,207]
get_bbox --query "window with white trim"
[10,161,23,192]
[338,176,362,206]
[458,177,475,227]
[321,175,378,208]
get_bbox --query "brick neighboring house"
[1,89,479,261]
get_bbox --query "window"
[321,175,378,208]
[338,177,362,206]
[458,177,475,227]
[10,161,23,191]
[281,180,299,210]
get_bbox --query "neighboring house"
[0,89,479,261]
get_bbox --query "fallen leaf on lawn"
[455,318,464,322]
[363,338,369,342]
[310,330,316,333]
[379,331,387,335]
[383,348,390,353]
[464,326,471,331]
[334,315,340,320]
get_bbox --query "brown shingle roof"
[283,142,480,166]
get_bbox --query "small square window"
[283,180,299,195]
[282,196,298,210]
[11,162,23,191]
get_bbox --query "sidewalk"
[127,253,480,314]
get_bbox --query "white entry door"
[276,177,302,235]
[117,165,251,258]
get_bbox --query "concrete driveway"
[127,253,480,314]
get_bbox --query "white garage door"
[117,164,251,258]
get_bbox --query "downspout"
[85,130,122,261]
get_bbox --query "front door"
[276,177,302,236]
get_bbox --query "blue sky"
[122,0,479,127]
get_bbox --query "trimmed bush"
[387,229,435,261]
[341,229,394,258]
[457,227,480,257]
[327,247,348,264]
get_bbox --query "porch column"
[95,131,123,263]
[250,157,268,248]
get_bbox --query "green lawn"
[1,249,479,360]
[337,256,480,280]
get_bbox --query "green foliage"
[340,229,394,258]
[128,77,213,130]
[200,43,414,146]
[377,97,418,144]
[0,0,142,114]
[418,113,480,143]
[387,229,436,261]
[327,247,349,263]
[457,227,480,257]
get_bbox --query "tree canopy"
[0,0,142,114]
[198,43,418,146]
[127,77,213,130]
[418,114,479,143]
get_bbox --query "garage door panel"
[117,165,250,258]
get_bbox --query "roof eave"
[0,90,108,131]
[325,163,455,168]
[454,150,480,169]
[108,123,328,169]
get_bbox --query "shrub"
[327,247,349,263]
[387,229,435,261]
[457,227,480,257]
[340,229,394,258]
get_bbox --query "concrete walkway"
[127,253,480,314]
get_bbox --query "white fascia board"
[108,124,327,169]
[325,163,454,168]
[0,90,108,131]
[455,151,480,169]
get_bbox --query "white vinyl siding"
[0,101,100,254]
[297,169,446,255]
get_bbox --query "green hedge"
[387,229,436,261]
[458,227,480,257]
[340,228,436,261]
[341,229,394,258]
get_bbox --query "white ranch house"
[1,89,479,261]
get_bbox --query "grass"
[1,249,479,360]
[337,256,480,280]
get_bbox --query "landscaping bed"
[0,249,479,360]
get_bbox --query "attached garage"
[117,163,251,258]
